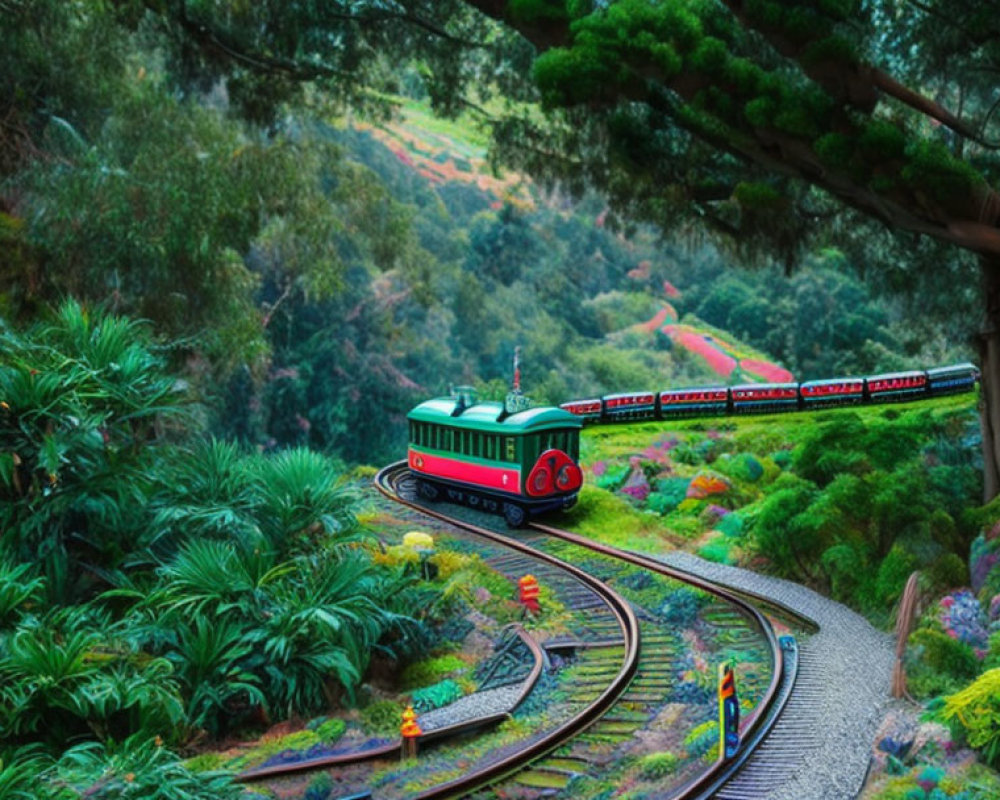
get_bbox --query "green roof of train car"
[407,398,582,434]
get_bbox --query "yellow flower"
[125,773,135,783]
[154,735,163,747]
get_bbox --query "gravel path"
[418,684,525,732]
[659,552,894,800]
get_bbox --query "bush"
[716,512,744,539]
[360,700,405,736]
[926,553,968,593]
[411,679,464,712]
[647,478,690,514]
[401,654,467,689]
[875,544,920,607]
[304,773,334,800]
[906,628,979,698]
[308,717,346,744]
[638,751,679,779]
[943,669,1000,768]
[715,452,763,482]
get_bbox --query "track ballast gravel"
[659,552,893,800]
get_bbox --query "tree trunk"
[979,256,1000,502]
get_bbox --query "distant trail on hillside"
[637,305,794,383]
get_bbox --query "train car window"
[504,437,515,462]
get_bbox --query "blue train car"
[926,363,979,396]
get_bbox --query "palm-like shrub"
[248,447,359,555]
[0,301,183,602]
[167,618,265,737]
[148,439,262,555]
[51,735,243,800]
[151,543,424,723]
[0,613,184,746]
[0,626,102,741]
[0,562,44,629]
[0,304,439,760]
[157,539,287,615]
[0,746,50,800]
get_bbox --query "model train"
[559,363,980,423]
[407,387,583,527]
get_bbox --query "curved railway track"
[376,462,789,799]
[238,462,798,798]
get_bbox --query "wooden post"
[892,571,921,698]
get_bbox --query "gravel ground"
[659,552,894,800]
[418,684,526,732]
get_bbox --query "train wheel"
[503,502,527,528]
[417,480,440,502]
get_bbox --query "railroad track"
[378,463,791,799]
[239,464,795,798]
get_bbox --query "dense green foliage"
[0,305,437,797]
[753,408,979,616]
[944,669,1000,769]
[578,397,980,622]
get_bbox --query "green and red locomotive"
[407,388,583,527]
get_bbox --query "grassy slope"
[560,393,979,586]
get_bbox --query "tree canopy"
[3,0,998,492]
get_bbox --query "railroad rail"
[379,462,788,799]
[238,462,795,798]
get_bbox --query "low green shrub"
[638,751,679,779]
[648,478,690,515]
[411,679,464,712]
[906,628,979,698]
[360,700,404,736]
[183,753,227,772]
[925,553,968,593]
[304,773,334,800]
[943,669,1000,768]
[716,512,744,539]
[307,717,346,744]
[683,720,718,760]
[401,655,467,689]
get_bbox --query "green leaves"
[0,562,44,627]
[168,618,265,737]
[942,668,1000,768]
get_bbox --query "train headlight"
[531,467,552,495]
